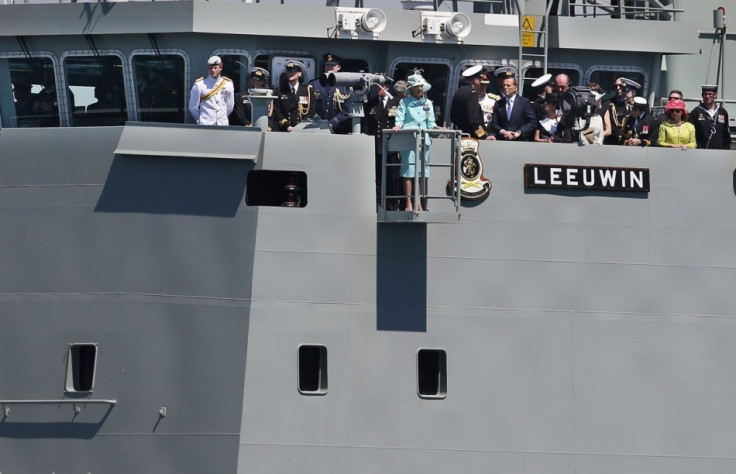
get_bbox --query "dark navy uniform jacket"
[273,83,314,130]
[620,111,659,147]
[450,84,488,139]
[689,104,732,149]
[311,79,353,134]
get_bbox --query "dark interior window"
[133,55,185,123]
[65,55,127,127]
[246,170,307,208]
[417,349,447,398]
[588,70,646,96]
[298,345,327,394]
[69,344,97,392]
[7,57,59,128]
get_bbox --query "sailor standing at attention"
[188,56,234,126]
[688,84,732,149]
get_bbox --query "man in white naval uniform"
[188,55,234,125]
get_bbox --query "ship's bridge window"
[66,343,98,393]
[298,345,327,395]
[586,69,647,96]
[392,62,450,126]
[64,55,127,127]
[1,57,60,128]
[522,66,582,101]
[133,55,186,123]
[216,54,249,95]
[417,348,447,399]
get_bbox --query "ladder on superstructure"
[515,0,551,95]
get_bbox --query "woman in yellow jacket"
[658,99,696,150]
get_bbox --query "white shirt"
[188,75,234,126]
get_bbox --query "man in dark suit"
[490,76,538,141]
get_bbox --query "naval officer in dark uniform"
[450,64,493,140]
[273,61,315,132]
[688,84,732,149]
[602,77,639,144]
[311,53,354,134]
[366,81,406,209]
[230,67,270,127]
[620,96,659,147]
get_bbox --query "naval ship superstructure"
[1,0,735,472]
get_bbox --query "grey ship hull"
[1,124,735,472]
[1,0,736,471]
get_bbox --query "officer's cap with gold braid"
[619,78,641,91]
[493,66,517,78]
[249,67,269,80]
[323,53,342,66]
[284,61,303,73]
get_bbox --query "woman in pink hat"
[658,99,696,150]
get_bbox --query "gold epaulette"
[474,126,487,138]
[222,76,232,82]
[487,93,501,100]
[195,77,204,82]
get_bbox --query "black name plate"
[524,164,650,192]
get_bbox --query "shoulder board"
[195,77,204,82]
[222,76,232,82]
[487,93,501,100]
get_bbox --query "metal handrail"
[1,398,118,417]
[1,399,117,404]
[381,128,462,214]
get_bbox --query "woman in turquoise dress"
[392,72,438,212]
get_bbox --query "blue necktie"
[507,99,513,120]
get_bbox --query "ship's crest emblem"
[448,138,492,200]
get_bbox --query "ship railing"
[0,0,681,21]
[564,0,681,21]
[378,128,462,224]
[1,398,117,417]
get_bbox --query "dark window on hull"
[66,344,98,392]
[417,349,447,399]
[246,170,307,208]
[298,345,327,395]
[65,55,127,127]
[133,55,185,123]
[6,57,59,128]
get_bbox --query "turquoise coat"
[395,95,435,178]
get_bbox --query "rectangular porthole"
[246,170,307,207]
[66,344,98,393]
[298,345,327,395]
[417,349,447,399]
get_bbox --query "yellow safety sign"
[521,16,535,48]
